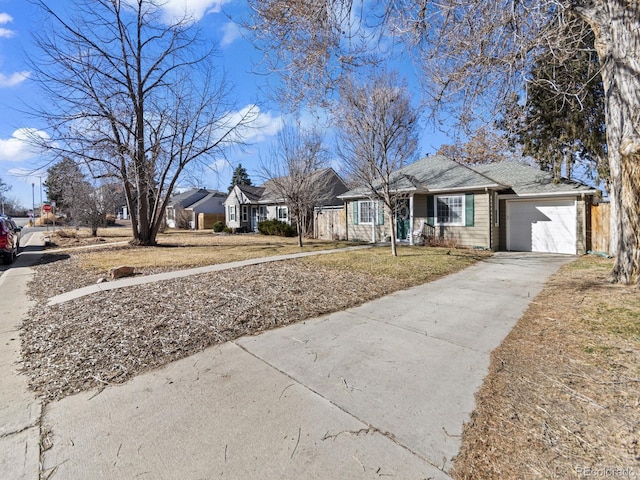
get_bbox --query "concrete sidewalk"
[0,232,46,480]
[40,252,573,479]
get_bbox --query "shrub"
[212,221,225,233]
[257,219,296,237]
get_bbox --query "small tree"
[261,124,328,247]
[44,157,85,217]
[228,164,253,192]
[335,70,421,256]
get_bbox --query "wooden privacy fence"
[315,206,346,240]
[590,202,610,254]
[197,213,225,230]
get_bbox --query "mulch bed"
[22,259,405,403]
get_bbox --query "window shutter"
[465,193,475,226]
[353,201,359,225]
[427,196,435,225]
[377,200,384,225]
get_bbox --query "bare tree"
[261,124,329,247]
[437,126,511,166]
[247,1,640,284]
[336,70,421,256]
[28,0,256,246]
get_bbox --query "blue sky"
[0,0,450,209]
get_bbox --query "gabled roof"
[339,155,598,199]
[235,184,265,203]
[476,161,597,196]
[259,168,348,206]
[186,191,226,210]
[168,189,219,209]
[227,168,347,207]
[340,155,506,198]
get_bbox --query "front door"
[396,199,410,240]
[251,207,258,232]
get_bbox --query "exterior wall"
[265,204,290,224]
[576,196,589,255]
[224,197,242,230]
[498,199,507,250]
[345,200,390,242]
[411,191,491,249]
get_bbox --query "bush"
[212,221,225,233]
[257,219,296,237]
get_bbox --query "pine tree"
[228,164,253,192]
[507,19,607,184]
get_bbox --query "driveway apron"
[41,252,572,479]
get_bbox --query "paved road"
[37,252,573,479]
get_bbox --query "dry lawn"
[48,228,358,273]
[452,255,640,479]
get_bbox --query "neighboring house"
[339,155,598,255]
[224,168,348,234]
[165,188,226,229]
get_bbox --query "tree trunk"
[580,1,640,284]
[297,217,303,247]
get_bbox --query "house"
[165,188,226,229]
[338,155,598,254]
[224,168,348,234]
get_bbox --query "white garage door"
[507,199,577,254]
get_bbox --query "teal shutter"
[465,193,475,226]
[377,200,384,225]
[353,201,359,225]
[427,196,435,225]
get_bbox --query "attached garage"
[506,198,577,254]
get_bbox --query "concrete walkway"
[38,251,573,479]
[47,245,372,306]
[0,232,46,480]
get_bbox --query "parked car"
[0,216,21,264]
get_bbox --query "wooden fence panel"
[198,213,226,230]
[590,203,610,254]
[315,207,346,240]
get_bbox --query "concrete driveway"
[39,252,573,479]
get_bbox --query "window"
[436,195,464,226]
[228,205,236,221]
[241,205,248,222]
[277,206,288,221]
[358,200,373,224]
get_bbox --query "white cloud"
[227,105,283,144]
[161,0,232,23]
[0,71,30,87]
[220,22,241,48]
[0,13,15,38]
[0,128,49,162]
[0,27,15,38]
